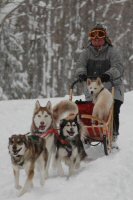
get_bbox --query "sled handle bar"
[69,78,115,101]
[69,77,95,100]
[69,79,80,101]
[70,79,80,90]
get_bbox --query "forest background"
[0,0,132,100]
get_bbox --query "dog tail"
[53,100,78,124]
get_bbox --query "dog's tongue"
[39,125,46,130]
[13,148,22,155]
[67,131,74,136]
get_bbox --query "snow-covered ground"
[0,92,133,200]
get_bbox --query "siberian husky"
[55,116,87,178]
[8,134,47,197]
[31,100,56,178]
[87,77,113,122]
[53,100,88,145]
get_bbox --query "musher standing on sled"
[75,23,124,147]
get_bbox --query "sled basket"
[69,78,114,155]
[75,100,112,141]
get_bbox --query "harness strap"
[33,128,69,145]
[94,87,104,101]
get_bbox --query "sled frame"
[69,79,114,155]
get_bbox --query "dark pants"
[113,99,123,136]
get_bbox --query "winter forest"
[0,0,133,100]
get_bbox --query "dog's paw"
[40,178,45,186]
[58,170,65,177]
[58,168,65,177]
[75,162,80,169]
[17,189,26,197]
[59,172,65,177]
[30,182,34,189]
[15,185,22,190]
[17,184,32,197]
[44,173,49,179]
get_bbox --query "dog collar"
[94,87,104,100]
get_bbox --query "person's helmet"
[89,23,112,46]
[91,23,107,32]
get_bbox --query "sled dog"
[87,77,113,122]
[8,134,47,197]
[31,100,56,178]
[55,116,87,177]
[53,100,88,144]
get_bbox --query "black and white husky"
[55,116,87,177]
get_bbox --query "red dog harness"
[32,128,69,145]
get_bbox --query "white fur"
[62,121,79,138]
[44,134,55,178]
[32,100,56,179]
[87,77,113,122]
[34,110,53,132]
[56,146,80,178]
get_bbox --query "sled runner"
[69,79,114,155]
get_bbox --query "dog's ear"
[8,137,12,146]
[20,135,29,147]
[46,101,52,113]
[60,119,65,125]
[60,119,67,128]
[8,135,15,143]
[75,114,80,122]
[87,79,91,85]
[97,77,102,85]
[34,100,40,112]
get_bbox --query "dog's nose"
[70,128,73,132]
[90,91,93,94]
[13,145,17,150]
[40,121,44,125]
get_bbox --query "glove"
[78,74,87,82]
[100,73,110,82]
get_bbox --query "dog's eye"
[72,124,76,127]
[38,115,41,117]
[17,140,22,144]
[94,88,97,90]
[45,115,48,118]
[66,124,70,127]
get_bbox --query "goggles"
[89,30,106,39]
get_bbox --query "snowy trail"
[0,93,133,200]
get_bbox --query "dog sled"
[69,79,114,155]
